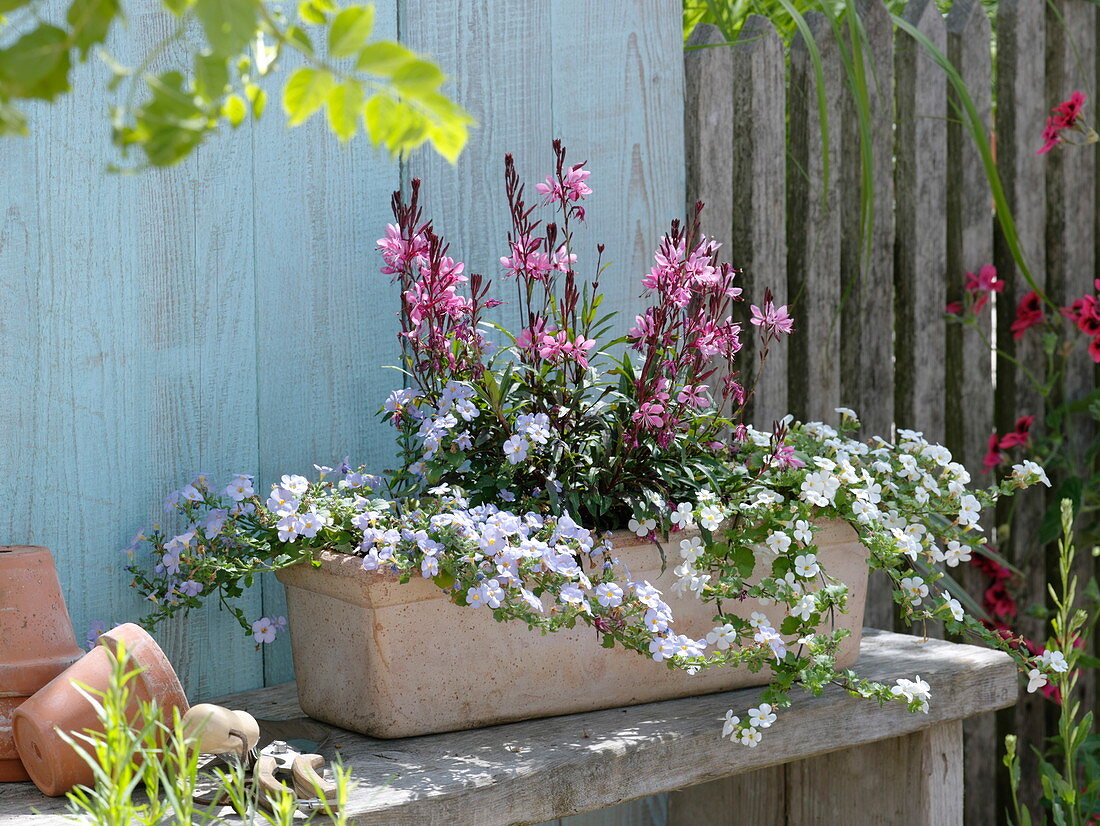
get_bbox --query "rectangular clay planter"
[276,519,869,738]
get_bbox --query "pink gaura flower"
[749,300,794,336]
[770,443,805,469]
[632,402,665,429]
[535,163,592,209]
[676,384,710,409]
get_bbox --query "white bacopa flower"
[891,528,921,561]
[792,519,813,544]
[739,727,762,747]
[748,703,777,729]
[595,582,623,608]
[891,676,931,712]
[722,711,740,738]
[680,535,705,562]
[765,531,792,555]
[670,503,695,529]
[279,474,310,496]
[835,407,858,420]
[957,494,981,527]
[900,576,928,605]
[1027,668,1048,694]
[793,554,820,579]
[791,593,817,621]
[1012,460,1051,488]
[943,540,972,568]
[1040,649,1069,673]
[748,611,770,629]
[503,435,530,464]
[943,596,964,622]
[699,506,724,530]
[628,517,657,537]
[707,623,738,650]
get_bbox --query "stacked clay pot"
[0,546,84,782]
[13,622,190,796]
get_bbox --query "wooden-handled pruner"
[255,740,339,814]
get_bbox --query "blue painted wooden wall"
[0,0,683,700]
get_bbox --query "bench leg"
[668,721,964,825]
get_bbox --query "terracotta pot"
[12,623,189,796]
[276,519,870,738]
[0,546,84,783]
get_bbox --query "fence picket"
[1045,0,1097,764]
[943,2,997,820]
[894,0,947,445]
[788,12,843,425]
[841,0,894,444]
[728,16,788,427]
[994,0,1049,814]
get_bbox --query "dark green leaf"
[66,0,119,59]
[194,0,257,57]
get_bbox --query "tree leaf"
[391,58,443,94]
[194,0,257,57]
[282,66,335,126]
[66,0,119,59]
[328,5,374,58]
[222,93,246,127]
[193,52,229,101]
[0,25,71,101]
[325,80,362,141]
[355,39,413,75]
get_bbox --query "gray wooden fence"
[683,1,1098,824]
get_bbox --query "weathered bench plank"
[0,629,1017,825]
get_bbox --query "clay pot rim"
[96,624,189,715]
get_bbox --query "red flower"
[965,264,1004,312]
[1010,291,1045,339]
[1037,91,1087,154]
[1089,335,1100,363]
[945,301,964,315]
[982,433,1004,472]
[999,415,1033,449]
[1055,90,1086,126]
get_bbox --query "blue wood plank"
[550,0,686,334]
[252,1,402,685]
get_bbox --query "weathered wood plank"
[993,0,1048,814]
[841,0,895,444]
[787,12,844,425]
[894,0,947,444]
[668,766,785,826]
[0,630,1019,826]
[550,0,685,334]
[942,3,997,820]
[846,0,897,634]
[787,720,962,825]
[6,3,266,700]
[1045,0,1097,742]
[685,23,733,259]
[728,16,788,427]
[252,2,402,685]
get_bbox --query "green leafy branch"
[0,0,474,168]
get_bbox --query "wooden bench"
[0,629,1017,825]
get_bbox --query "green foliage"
[0,0,474,168]
[60,640,356,824]
[1004,501,1100,826]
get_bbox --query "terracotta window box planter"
[276,519,869,739]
